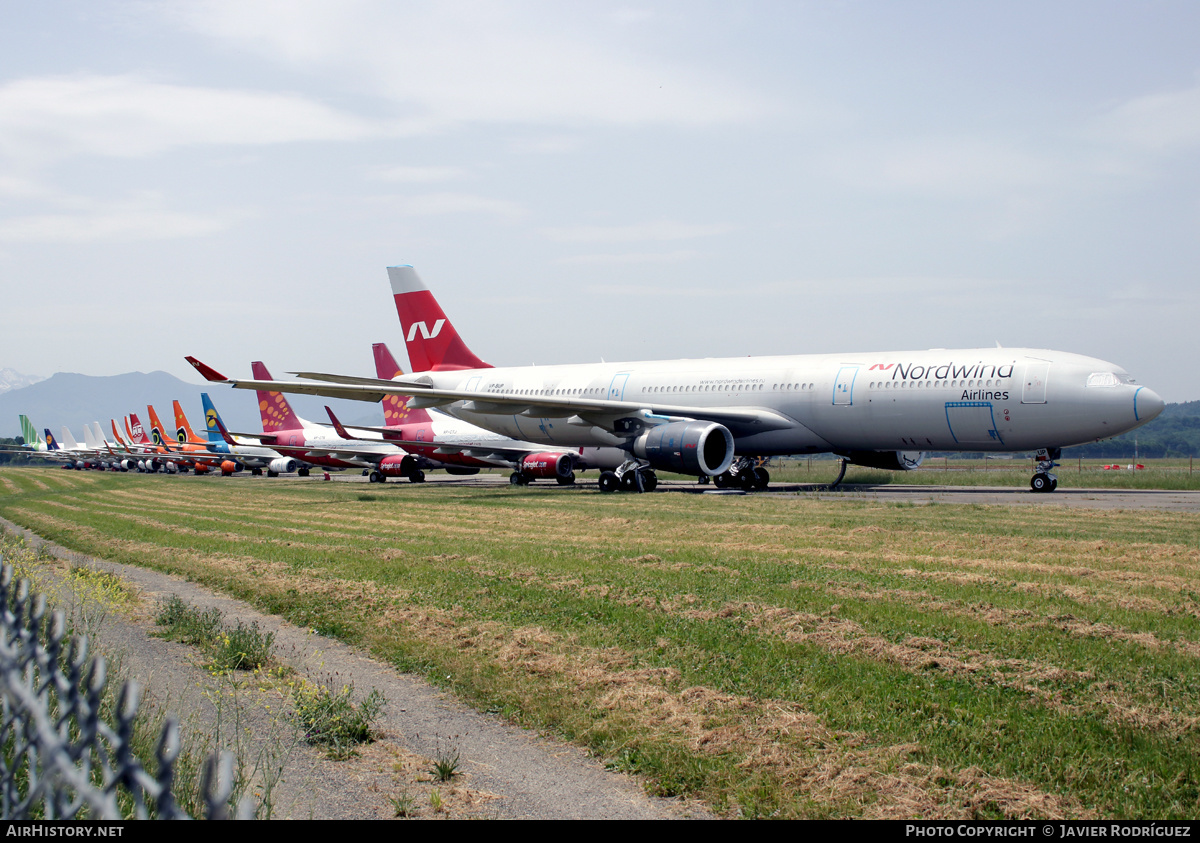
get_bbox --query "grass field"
[760,457,1200,490]
[1,466,1197,818]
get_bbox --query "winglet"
[325,406,354,440]
[186,356,230,382]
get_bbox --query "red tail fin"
[387,265,490,372]
[127,413,150,445]
[251,361,303,432]
[372,342,431,426]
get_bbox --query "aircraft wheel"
[298,467,310,477]
[738,471,756,491]
[753,468,770,491]
[557,472,576,486]
[409,470,425,483]
[368,470,380,483]
[621,471,639,492]
[641,470,658,492]
[362,468,370,476]
[1030,474,1050,493]
[697,475,711,485]
[713,472,732,489]
[251,468,262,476]
[1050,478,1058,491]
[598,471,620,493]
[267,470,278,478]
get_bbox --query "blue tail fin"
[201,393,226,444]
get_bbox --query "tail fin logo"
[406,319,445,342]
[131,421,144,440]
[206,409,218,429]
[151,428,163,446]
[176,428,187,444]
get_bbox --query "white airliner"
[189,265,1165,493]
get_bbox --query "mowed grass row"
[753,457,1200,490]
[1,467,1197,818]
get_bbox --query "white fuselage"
[415,348,1163,456]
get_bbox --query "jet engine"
[632,421,735,476]
[378,454,417,477]
[268,457,297,474]
[120,459,138,471]
[220,460,239,476]
[519,452,575,481]
[841,450,926,471]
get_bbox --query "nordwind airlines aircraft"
[189,265,1166,493]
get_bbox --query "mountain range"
[0,371,383,440]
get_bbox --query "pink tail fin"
[251,361,303,432]
[387,265,490,372]
[372,342,431,427]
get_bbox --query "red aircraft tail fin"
[387,265,491,373]
[372,342,431,427]
[250,361,303,432]
[127,413,150,445]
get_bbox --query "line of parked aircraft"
[178,264,1165,493]
[7,265,1166,493]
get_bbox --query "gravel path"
[1,517,705,820]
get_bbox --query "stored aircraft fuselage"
[414,348,1162,457]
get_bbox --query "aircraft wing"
[188,358,798,436]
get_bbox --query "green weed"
[288,678,384,760]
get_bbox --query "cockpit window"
[1086,372,1119,388]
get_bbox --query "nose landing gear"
[1031,448,1060,493]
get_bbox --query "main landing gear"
[710,457,770,492]
[598,460,658,493]
[1031,448,1060,493]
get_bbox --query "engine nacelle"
[120,459,137,471]
[220,460,239,475]
[378,454,416,477]
[268,457,297,474]
[632,421,735,476]
[519,452,575,480]
[841,450,926,471]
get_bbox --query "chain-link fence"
[0,560,245,819]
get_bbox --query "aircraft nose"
[1135,387,1165,423]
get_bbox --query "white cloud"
[1093,84,1200,152]
[386,191,525,219]
[0,206,233,243]
[542,220,738,243]
[372,165,467,183]
[169,1,773,128]
[558,249,700,265]
[0,74,380,161]
[820,137,1058,197]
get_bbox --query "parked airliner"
[188,265,1165,493]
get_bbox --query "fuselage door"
[833,366,859,406]
[1021,362,1050,404]
[464,375,483,393]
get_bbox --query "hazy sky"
[2,1,1198,401]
